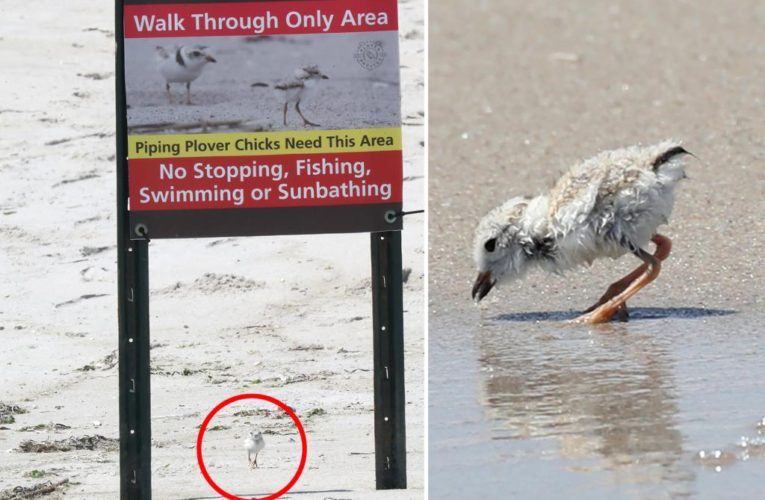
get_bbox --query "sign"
[116,3,408,497]
[122,0,403,238]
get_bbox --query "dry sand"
[0,0,424,498]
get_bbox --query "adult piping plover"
[243,430,265,468]
[472,141,692,324]
[274,65,329,127]
[155,45,216,105]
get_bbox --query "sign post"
[116,2,152,494]
[371,230,407,489]
[116,0,408,496]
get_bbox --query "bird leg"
[572,243,664,324]
[248,451,254,469]
[185,82,192,105]
[296,100,319,127]
[283,102,289,127]
[254,452,259,468]
[582,234,672,317]
[166,83,173,104]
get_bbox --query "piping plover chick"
[472,141,692,324]
[243,430,265,468]
[274,65,329,127]
[155,45,216,105]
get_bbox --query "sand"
[429,1,765,498]
[0,0,424,498]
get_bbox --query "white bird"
[243,430,265,468]
[472,141,692,324]
[155,45,216,105]
[273,65,329,127]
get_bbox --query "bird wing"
[548,162,605,234]
[274,80,303,91]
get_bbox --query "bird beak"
[472,271,495,301]
[321,74,329,79]
[206,55,217,63]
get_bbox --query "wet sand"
[429,1,765,498]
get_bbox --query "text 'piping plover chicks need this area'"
[472,141,692,324]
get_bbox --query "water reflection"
[477,320,695,495]
[494,307,735,322]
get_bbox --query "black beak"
[471,271,495,301]
[321,74,329,79]
[206,55,217,63]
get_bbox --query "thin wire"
[398,209,425,217]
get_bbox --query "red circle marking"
[196,393,308,500]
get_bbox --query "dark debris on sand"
[0,479,69,499]
[17,435,118,453]
[0,402,27,425]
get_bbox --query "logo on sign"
[354,40,386,70]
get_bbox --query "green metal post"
[370,230,407,489]
[117,0,152,497]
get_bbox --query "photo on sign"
[124,32,401,134]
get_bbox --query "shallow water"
[430,311,765,499]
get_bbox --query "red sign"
[122,0,403,238]
[129,150,402,211]
[124,1,398,38]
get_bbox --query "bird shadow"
[492,307,736,323]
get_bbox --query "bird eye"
[191,51,201,57]
[484,238,497,252]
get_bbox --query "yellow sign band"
[128,127,402,159]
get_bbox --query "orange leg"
[582,234,671,318]
[573,235,670,324]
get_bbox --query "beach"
[0,0,424,498]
